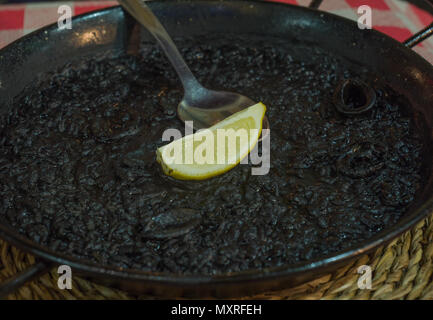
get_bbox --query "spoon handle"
[118,0,201,93]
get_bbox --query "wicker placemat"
[1,213,433,300]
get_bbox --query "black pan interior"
[0,1,433,294]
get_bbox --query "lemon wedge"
[156,102,266,180]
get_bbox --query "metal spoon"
[118,0,269,131]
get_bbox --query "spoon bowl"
[178,89,256,130]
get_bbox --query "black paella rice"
[0,36,426,274]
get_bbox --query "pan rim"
[1,0,433,287]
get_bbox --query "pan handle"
[403,22,433,48]
[0,261,53,299]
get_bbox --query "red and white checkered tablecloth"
[0,0,432,63]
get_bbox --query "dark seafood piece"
[336,141,387,178]
[333,79,377,115]
[141,208,201,239]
